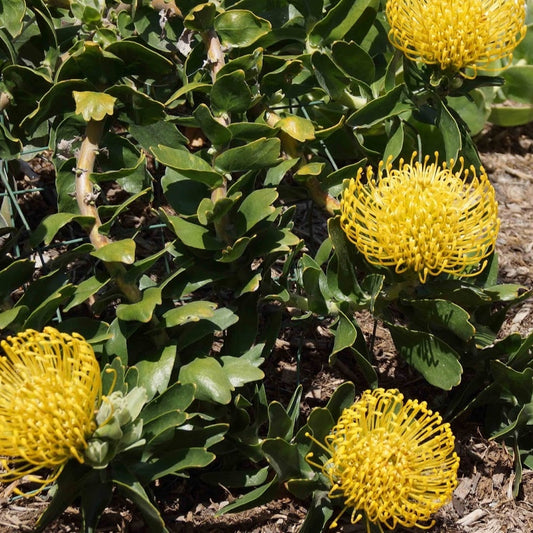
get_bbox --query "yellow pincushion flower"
[0,327,102,494]
[340,153,500,283]
[307,388,460,531]
[386,0,527,77]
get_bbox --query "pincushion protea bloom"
[307,388,460,531]
[340,153,500,283]
[0,327,101,494]
[386,0,527,77]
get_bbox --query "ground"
[1,123,533,532]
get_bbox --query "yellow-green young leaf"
[73,91,117,121]
[91,239,136,264]
[276,115,315,142]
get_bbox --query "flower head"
[0,327,102,494]
[307,388,460,530]
[340,152,500,283]
[386,0,527,77]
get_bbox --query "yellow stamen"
[0,327,102,495]
[340,152,500,283]
[386,0,526,78]
[307,388,460,530]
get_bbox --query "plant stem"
[76,119,141,303]
[201,29,232,243]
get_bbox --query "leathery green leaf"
[31,213,95,246]
[221,356,265,388]
[116,287,162,323]
[214,10,271,47]
[90,239,136,264]
[211,70,252,115]
[163,301,218,327]
[142,382,196,425]
[179,357,234,404]
[388,323,463,390]
[214,138,280,173]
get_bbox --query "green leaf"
[55,318,111,345]
[177,308,239,349]
[347,84,411,128]
[91,133,148,194]
[179,357,234,404]
[214,137,280,173]
[438,102,461,162]
[23,286,76,330]
[214,10,271,47]
[309,0,379,46]
[64,273,110,312]
[217,477,279,515]
[491,360,533,405]
[220,356,265,387]
[129,121,188,152]
[217,236,253,263]
[0,0,26,37]
[388,323,463,390]
[80,479,113,532]
[99,188,152,236]
[299,491,335,533]
[107,85,166,125]
[0,122,21,159]
[160,211,224,250]
[31,212,95,246]
[330,310,357,360]
[135,345,176,399]
[142,382,196,425]
[210,69,252,115]
[0,259,34,300]
[403,299,476,341]
[193,103,232,146]
[325,381,356,420]
[235,188,278,234]
[331,40,375,85]
[184,2,217,31]
[151,144,224,188]
[488,105,533,127]
[112,464,168,533]
[267,401,293,440]
[162,170,209,216]
[163,301,218,327]
[137,448,215,481]
[262,438,311,482]
[116,287,162,323]
[34,462,91,532]
[0,306,28,330]
[143,410,188,444]
[311,51,350,100]
[501,65,533,104]
[106,40,174,79]
[91,239,136,264]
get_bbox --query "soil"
[1,123,533,532]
